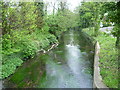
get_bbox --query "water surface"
[3,30,94,88]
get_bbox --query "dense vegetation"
[1,0,79,79]
[83,28,118,88]
[78,2,119,88]
[1,1,56,79]
[1,0,119,88]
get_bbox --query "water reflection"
[44,30,93,88]
[3,30,94,88]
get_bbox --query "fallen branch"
[37,43,59,54]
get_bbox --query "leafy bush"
[1,1,59,80]
[2,34,19,55]
[32,26,58,49]
[1,56,23,79]
[20,39,38,58]
[46,34,58,44]
[1,27,58,79]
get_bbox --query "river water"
[3,30,94,88]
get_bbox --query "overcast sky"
[44,0,83,14]
[67,0,82,11]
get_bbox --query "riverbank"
[3,30,94,88]
[1,28,59,80]
[3,53,47,88]
[83,27,118,88]
[2,42,59,88]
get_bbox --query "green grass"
[96,35,118,88]
[83,28,118,88]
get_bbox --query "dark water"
[3,30,94,88]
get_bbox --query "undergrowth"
[1,26,58,79]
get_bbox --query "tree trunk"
[2,2,9,35]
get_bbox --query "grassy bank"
[83,28,118,88]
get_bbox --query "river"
[3,30,94,88]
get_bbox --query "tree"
[19,2,37,33]
[2,2,10,35]
[35,1,44,29]
[102,2,120,47]
[77,2,95,28]
[93,2,101,36]
[77,2,103,36]
[0,1,2,36]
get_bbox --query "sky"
[67,0,82,11]
[44,0,83,14]
[3,0,82,14]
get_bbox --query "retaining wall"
[93,42,109,89]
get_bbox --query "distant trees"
[2,2,10,35]
[77,1,120,47]
[2,2,38,34]
[19,2,37,33]
[77,2,103,36]
[2,1,45,34]
[102,2,120,48]
[78,2,94,28]
[116,2,120,48]
[46,1,78,38]
[35,1,44,29]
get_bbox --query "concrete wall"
[93,42,109,89]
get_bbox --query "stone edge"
[93,42,109,89]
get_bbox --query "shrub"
[46,34,58,44]
[1,56,23,79]
[1,27,58,79]
[20,39,38,58]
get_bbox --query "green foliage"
[83,28,118,88]
[35,1,44,29]
[77,2,105,36]
[96,35,118,88]
[112,25,120,37]
[46,15,63,37]
[1,23,58,79]
[1,56,23,79]
[2,34,20,55]
[19,2,37,32]
[102,22,112,27]
[1,1,59,80]
[77,2,95,28]
[46,9,78,37]
[57,10,79,29]
[47,34,58,44]
[21,39,38,58]
[32,26,58,48]
[102,2,120,47]
[2,35,13,54]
